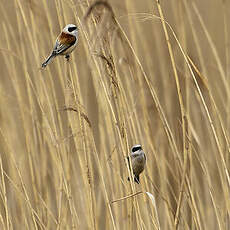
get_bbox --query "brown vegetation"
[0,0,229,229]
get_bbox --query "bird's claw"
[65,54,70,62]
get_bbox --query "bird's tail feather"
[134,175,140,184]
[127,175,140,184]
[41,53,56,68]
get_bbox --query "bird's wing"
[53,40,74,55]
[53,33,76,55]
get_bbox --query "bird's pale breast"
[132,154,146,176]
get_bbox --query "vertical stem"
[154,1,187,228]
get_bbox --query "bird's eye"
[68,26,77,32]
[132,146,142,152]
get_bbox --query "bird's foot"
[127,175,140,184]
[65,54,70,62]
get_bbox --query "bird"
[41,24,78,68]
[127,144,146,184]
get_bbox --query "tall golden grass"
[0,0,229,229]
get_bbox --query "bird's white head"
[63,24,78,37]
[131,144,142,154]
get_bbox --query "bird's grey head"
[63,24,78,37]
[131,144,142,154]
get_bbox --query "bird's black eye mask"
[132,146,142,152]
[68,26,77,32]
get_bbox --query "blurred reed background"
[0,0,230,229]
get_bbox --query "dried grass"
[0,0,229,229]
